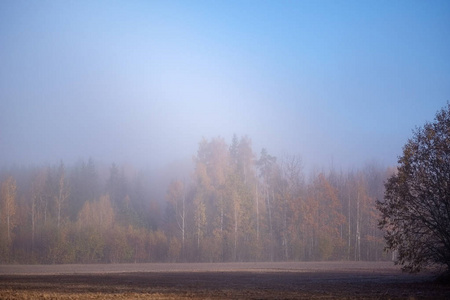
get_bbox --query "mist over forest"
[1,1,449,264]
[0,135,395,263]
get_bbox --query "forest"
[0,135,393,264]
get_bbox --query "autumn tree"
[256,148,277,259]
[278,155,304,260]
[69,158,99,220]
[55,162,69,229]
[77,195,114,230]
[360,165,387,261]
[378,103,450,273]
[106,163,127,210]
[302,181,319,260]
[30,169,47,254]
[228,135,256,260]
[166,180,186,258]
[1,176,17,244]
[193,137,229,259]
[308,173,345,260]
[76,195,115,262]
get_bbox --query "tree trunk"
[355,190,361,261]
[31,197,36,253]
[7,214,10,241]
[181,192,185,259]
[234,201,238,261]
[255,183,259,241]
[284,210,288,260]
[348,193,351,260]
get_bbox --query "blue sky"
[1,0,449,171]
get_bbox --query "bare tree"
[378,103,450,273]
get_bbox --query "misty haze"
[1,0,449,299]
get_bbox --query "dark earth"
[0,262,449,299]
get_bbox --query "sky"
[1,0,449,172]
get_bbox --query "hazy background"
[1,0,449,172]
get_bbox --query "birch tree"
[166,180,186,257]
[55,162,69,229]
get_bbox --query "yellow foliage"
[77,195,114,229]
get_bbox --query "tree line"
[0,135,393,263]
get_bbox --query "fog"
[1,1,449,173]
[1,1,450,265]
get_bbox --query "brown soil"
[0,262,448,299]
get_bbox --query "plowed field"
[0,262,448,299]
